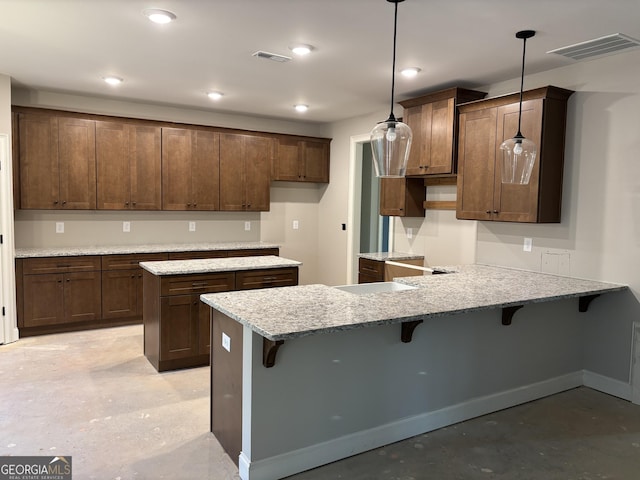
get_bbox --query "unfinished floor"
[1,325,639,480]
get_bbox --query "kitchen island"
[201,264,628,480]
[140,255,300,372]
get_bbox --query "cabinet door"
[274,138,301,181]
[244,135,271,211]
[302,141,329,182]
[64,271,102,323]
[428,98,455,174]
[456,107,497,220]
[102,269,138,319]
[57,117,96,209]
[191,129,220,211]
[493,99,544,222]
[379,177,424,217]
[23,274,65,327]
[404,104,431,176]
[198,302,211,356]
[129,125,162,210]
[219,133,246,211]
[160,294,199,361]
[18,113,59,209]
[162,127,193,210]
[96,121,130,209]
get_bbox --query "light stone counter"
[358,252,424,262]
[200,264,627,341]
[15,242,279,258]
[140,255,301,276]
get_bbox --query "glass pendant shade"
[371,119,412,177]
[500,135,537,184]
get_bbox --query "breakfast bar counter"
[200,264,628,480]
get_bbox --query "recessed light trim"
[290,44,314,56]
[401,67,421,78]
[294,104,309,113]
[207,91,224,100]
[143,8,177,24]
[103,76,123,86]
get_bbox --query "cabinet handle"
[193,203,197,207]
[247,204,251,208]
[187,203,192,207]
[53,200,59,205]
[486,210,492,214]
[62,201,67,205]
[125,201,129,206]
[493,210,499,214]
[132,202,137,206]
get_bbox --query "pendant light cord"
[387,0,399,122]
[516,36,527,136]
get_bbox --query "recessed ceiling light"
[207,91,223,100]
[103,76,123,86]
[143,8,176,24]
[294,104,309,113]
[289,44,314,56]
[401,67,421,78]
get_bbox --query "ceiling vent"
[547,33,640,61]
[252,51,292,63]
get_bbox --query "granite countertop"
[140,255,301,276]
[14,242,280,258]
[200,264,627,341]
[358,252,424,261]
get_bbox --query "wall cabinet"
[162,128,220,210]
[20,256,101,328]
[96,121,162,210]
[273,137,330,183]
[400,88,486,176]
[17,112,96,209]
[219,133,272,211]
[379,177,425,217]
[456,86,573,223]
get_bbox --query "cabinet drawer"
[358,258,384,278]
[161,272,235,296]
[235,267,298,290]
[226,248,279,257]
[168,251,228,260]
[23,256,101,274]
[102,253,168,270]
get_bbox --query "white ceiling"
[1,0,639,124]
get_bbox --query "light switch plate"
[55,222,64,233]
[293,220,299,230]
[523,237,532,252]
[407,228,413,239]
[244,221,251,231]
[189,221,196,232]
[222,333,231,352]
[123,221,131,233]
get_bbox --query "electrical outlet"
[244,221,251,231]
[222,332,231,352]
[292,220,299,230]
[523,237,532,252]
[55,222,64,233]
[407,228,413,239]
[189,221,196,232]
[123,221,131,233]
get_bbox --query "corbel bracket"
[502,305,524,326]
[401,320,424,343]
[263,338,284,368]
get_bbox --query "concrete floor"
[1,325,639,480]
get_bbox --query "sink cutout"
[333,281,418,295]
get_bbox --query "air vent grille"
[547,33,640,61]
[252,51,292,63]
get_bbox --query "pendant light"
[500,30,536,185]
[370,0,412,178]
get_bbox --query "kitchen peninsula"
[140,255,301,372]
[201,265,627,480]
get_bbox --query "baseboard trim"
[240,372,583,480]
[582,369,632,400]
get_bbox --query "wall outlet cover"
[523,237,532,252]
[293,220,299,230]
[222,333,231,352]
[55,222,64,233]
[189,221,196,232]
[123,221,131,233]
[244,221,251,231]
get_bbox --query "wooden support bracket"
[579,294,600,313]
[502,305,524,326]
[263,338,284,368]
[401,320,424,343]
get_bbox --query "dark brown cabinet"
[96,122,162,210]
[17,113,96,209]
[456,86,573,223]
[20,256,101,329]
[219,133,272,211]
[400,88,486,176]
[101,253,168,320]
[273,137,330,183]
[235,268,299,290]
[162,128,220,210]
[379,177,425,217]
[358,258,385,284]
